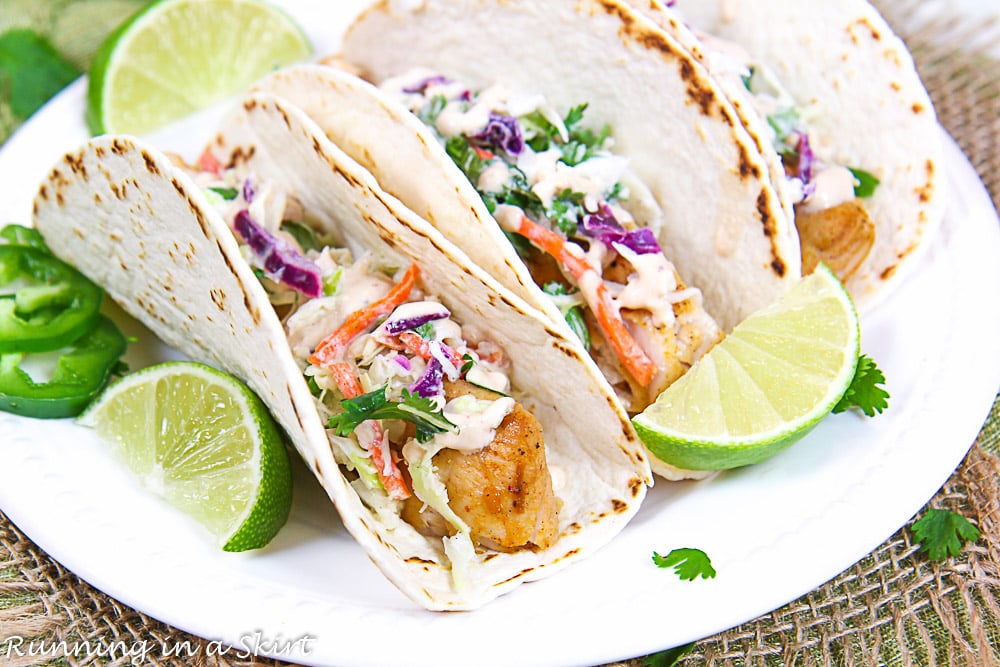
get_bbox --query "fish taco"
[31,93,651,610]
[644,0,945,308]
[241,0,812,476]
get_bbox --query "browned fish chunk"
[797,200,875,282]
[401,380,560,552]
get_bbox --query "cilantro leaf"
[280,219,320,252]
[327,385,456,444]
[652,548,716,581]
[414,321,435,340]
[911,509,980,561]
[445,136,488,185]
[767,107,802,155]
[418,95,447,125]
[832,354,889,417]
[547,189,586,236]
[543,282,590,350]
[848,167,881,198]
[643,644,695,667]
[208,186,239,200]
[0,29,79,120]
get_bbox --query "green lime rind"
[222,385,292,552]
[85,0,312,136]
[79,361,293,551]
[633,265,861,471]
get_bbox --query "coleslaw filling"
[381,70,721,412]
[178,157,561,584]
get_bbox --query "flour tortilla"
[663,0,945,310]
[305,0,802,333]
[32,99,651,609]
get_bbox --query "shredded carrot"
[398,332,463,367]
[309,264,420,368]
[197,148,223,175]
[330,362,410,500]
[516,215,657,387]
[472,145,496,161]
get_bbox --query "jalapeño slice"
[0,244,103,353]
[0,315,127,419]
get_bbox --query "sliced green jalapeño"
[0,244,103,353]
[0,315,127,418]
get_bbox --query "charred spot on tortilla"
[850,17,883,42]
[64,152,86,178]
[557,549,581,562]
[406,556,436,566]
[552,340,579,359]
[611,499,628,514]
[110,137,130,156]
[141,150,161,176]
[497,567,536,587]
[287,382,306,425]
[755,190,786,278]
[917,159,936,203]
[210,288,226,311]
[629,477,644,497]
[737,143,761,180]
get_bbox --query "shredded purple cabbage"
[394,354,412,372]
[242,178,255,203]
[472,113,524,156]
[408,357,444,398]
[384,307,451,335]
[403,75,450,94]
[233,210,322,298]
[579,205,662,255]
[796,133,815,186]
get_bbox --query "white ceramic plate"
[2,3,1000,666]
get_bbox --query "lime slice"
[633,264,860,470]
[78,361,292,551]
[86,0,312,135]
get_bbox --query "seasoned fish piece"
[402,380,560,551]
[797,200,875,283]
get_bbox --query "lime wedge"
[633,264,860,470]
[85,0,312,135]
[78,361,292,551]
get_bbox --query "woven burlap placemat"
[2,2,1000,665]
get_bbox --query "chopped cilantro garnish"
[652,548,716,581]
[848,167,881,198]
[460,353,475,375]
[547,189,586,236]
[643,644,696,667]
[741,66,757,93]
[517,102,608,165]
[415,321,436,340]
[911,509,980,561]
[445,136,488,185]
[832,354,889,417]
[418,94,448,125]
[502,229,534,260]
[543,282,590,350]
[0,29,79,123]
[328,386,456,444]
[767,107,802,155]
[280,219,320,252]
[208,186,239,200]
